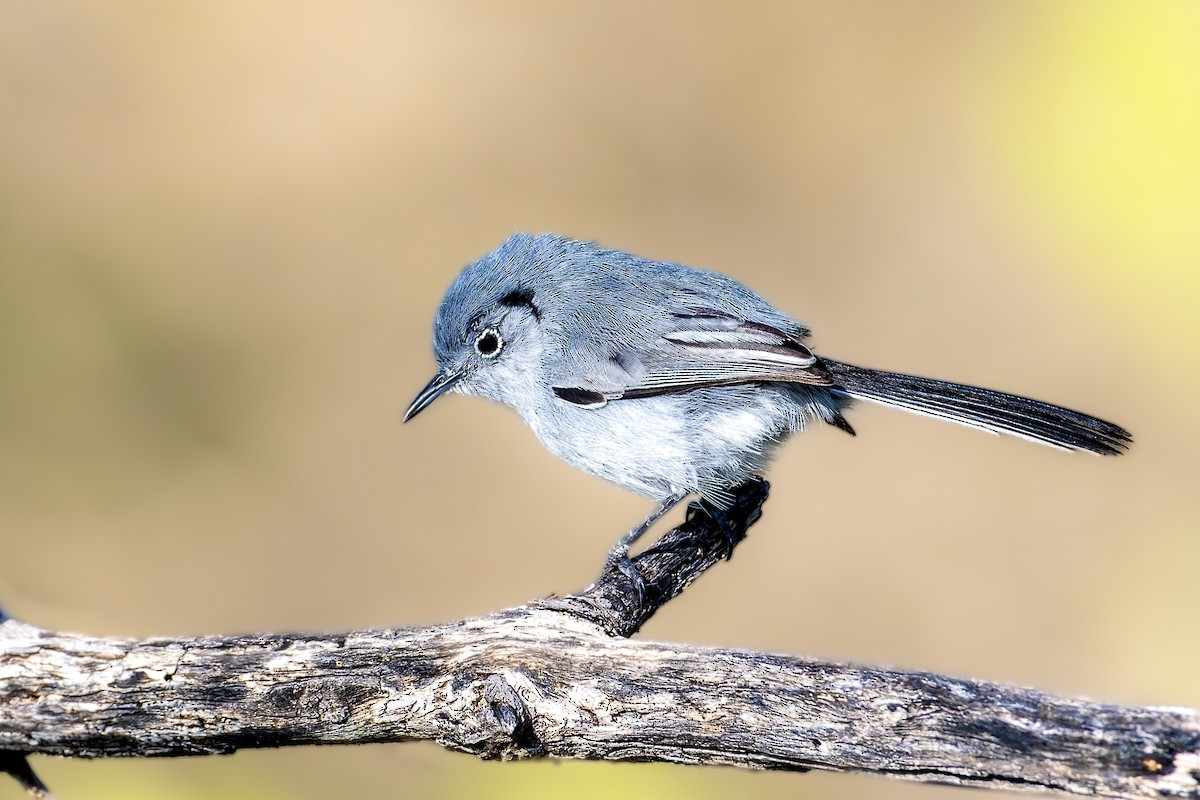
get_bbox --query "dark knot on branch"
[539,477,770,637]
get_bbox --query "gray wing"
[550,308,835,407]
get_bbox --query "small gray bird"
[405,233,1130,570]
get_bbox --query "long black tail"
[822,359,1131,455]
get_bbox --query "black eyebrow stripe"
[499,288,541,320]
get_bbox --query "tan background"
[2,2,1199,799]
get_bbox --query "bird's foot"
[598,545,647,607]
[681,477,768,561]
[593,491,688,603]
[685,499,739,560]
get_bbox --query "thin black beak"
[404,369,463,422]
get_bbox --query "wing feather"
[551,310,833,405]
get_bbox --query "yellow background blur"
[2,2,1198,799]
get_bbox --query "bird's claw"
[686,498,740,560]
[599,549,647,608]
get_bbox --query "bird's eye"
[474,327,503,358]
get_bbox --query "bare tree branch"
[1,480,1197,798]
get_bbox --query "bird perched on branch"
[406,233,1130,574]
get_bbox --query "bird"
[405,233,1131,572]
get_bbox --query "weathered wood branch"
[2,480,1198,799]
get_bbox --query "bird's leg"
[600,491,688,589]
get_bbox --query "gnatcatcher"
[405,233,1130,572]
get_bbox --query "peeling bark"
[1,480,1197,799]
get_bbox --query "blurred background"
[2,1,1198,798]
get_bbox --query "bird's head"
[405,233,557,420]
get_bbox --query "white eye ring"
[474,327,504,358]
